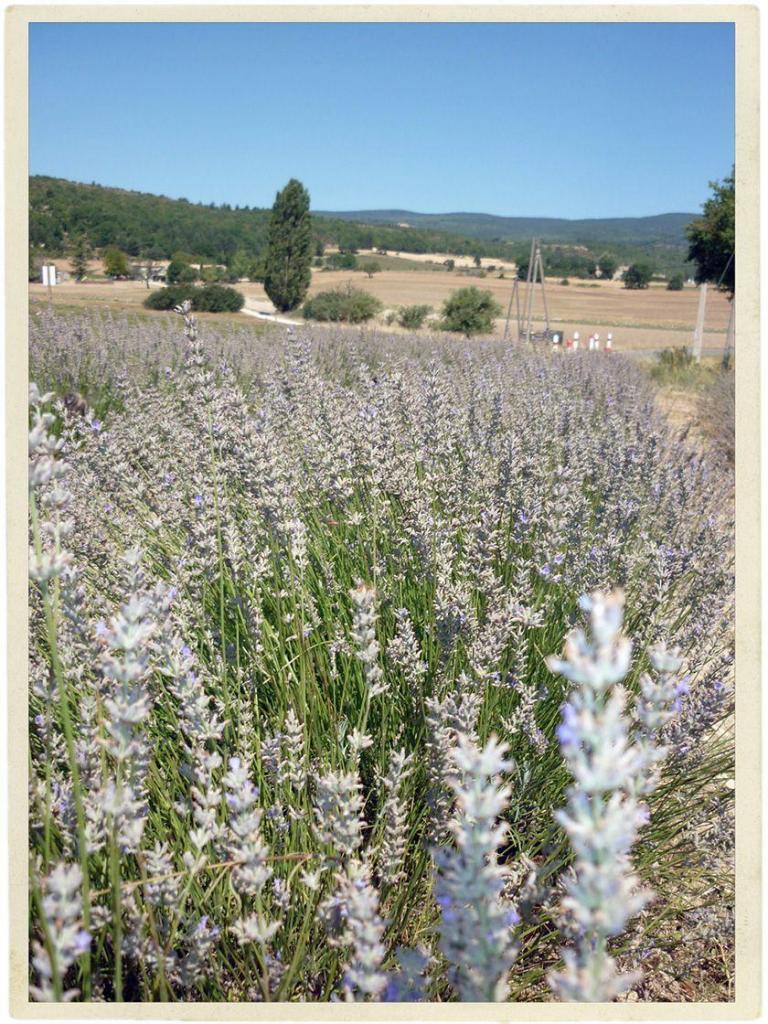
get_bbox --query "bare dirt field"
[349,248,519,271]
[29,266,732,354]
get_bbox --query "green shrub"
[195,284,245,312]
[657,346,694,372]
[560,278,570,286]
[144,285,197,310]
[326,252,358,271]
[439,286,502,337]
[143,284,244,313]
[302,285,382,324]
[397,304,432,330]
[649,346,703,386]
[667,274,685,291]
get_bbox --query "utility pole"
[692,282,707,363]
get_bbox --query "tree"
[622,263,652,290]
[132,253,157,289]
[167,259,197,284]
[264,178,313,312]
[227,249,252,281]
[103,246,129,278]
[70,235,91,281]
[439,287,502,337]
[29,247,41,282]
[247,258,266,282]
[360,260,381,279]
[667,273,684,291]
[473,254,482,268]
[598,254,618,280]
[686,170,735,295]
[516,256,530,281]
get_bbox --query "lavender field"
[28,308,735,1003]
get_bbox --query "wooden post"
[537,249,550,335]
[692,282,707,362]
[522,238,536,343]
[503,278,520,343]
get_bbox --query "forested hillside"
[29,176,692,277]
[29,176,523,263]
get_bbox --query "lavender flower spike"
[350,582,387,698]
[547,590,652,1002]
[339,860,388,1001]
[433,734,519,1001]
[30,863,91,1002]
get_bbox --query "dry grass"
[29,268,732,353]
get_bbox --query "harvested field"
[29,266,732,353]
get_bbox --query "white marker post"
[42,264,57,303]
[606,333,613,352]
[595,333,600,351]
[573,331,580,351]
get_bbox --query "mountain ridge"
[314,209,697,246]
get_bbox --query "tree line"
[30,172,733,299]
[29,175,523,266]
[29,175,689,281]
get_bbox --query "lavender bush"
[28,308,734,1002]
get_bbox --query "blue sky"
[29,21,734,218]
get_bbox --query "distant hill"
[29,176,526,263]
[29,176,694,276]
[314,209,696,247]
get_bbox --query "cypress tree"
[70,235,91,282]
[263,179,312,312]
